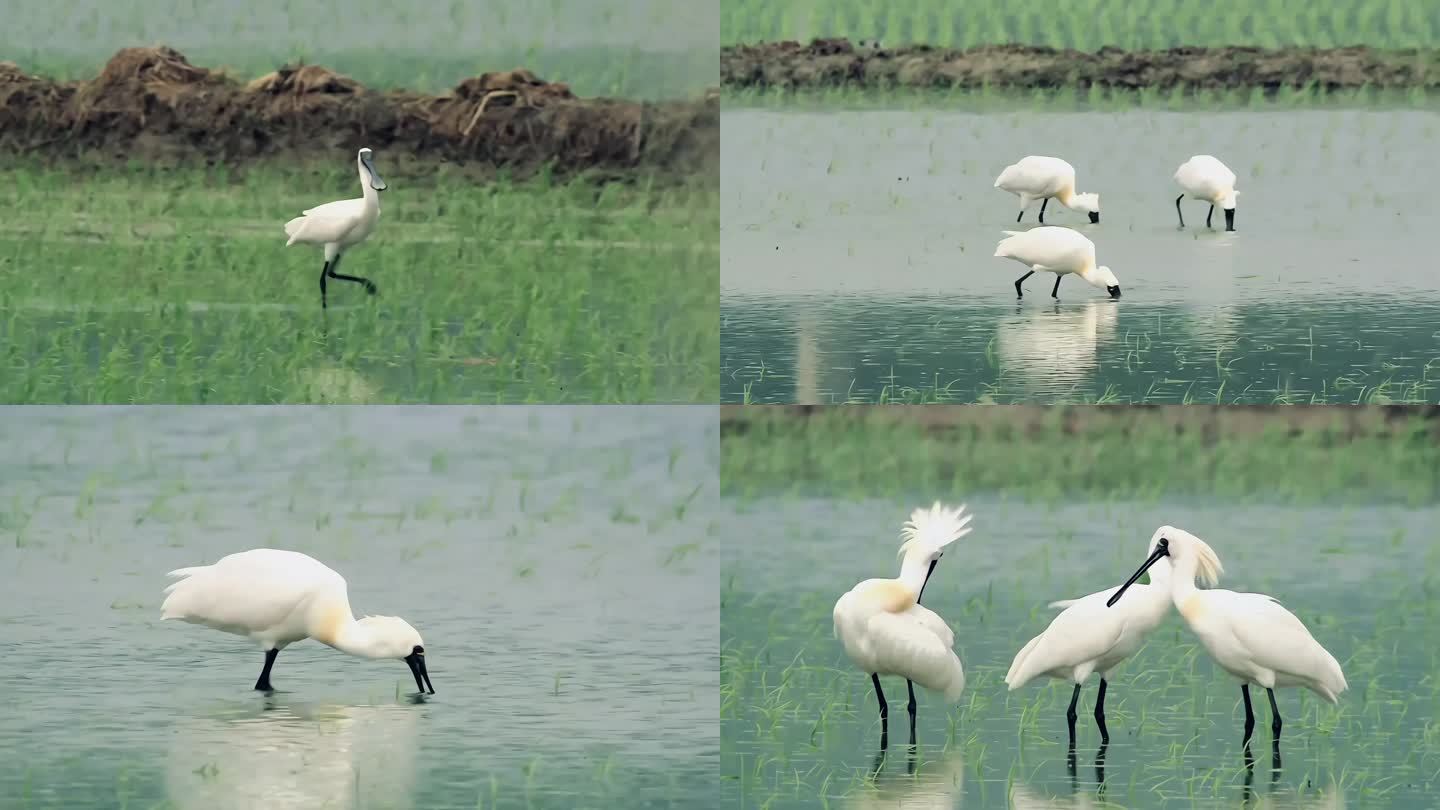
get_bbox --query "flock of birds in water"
[992,153,1241,299]
[833,503,1346,767]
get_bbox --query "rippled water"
[721,106,1440,402]
[721,495,1440,808]
[0,406,718,809]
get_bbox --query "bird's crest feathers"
[898,502,973,559]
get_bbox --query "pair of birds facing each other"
[161,548,436,695]
[992,154,1240,300]
[834,505,1347,753]
[284,147,388,310]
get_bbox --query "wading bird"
[1107,527,1345,754]
[1173,155,1239,231]
[994,156,1101,225]
[161,548,434,694]
[1005,533,1173,748]
[994,226,1121,300]
[833,503,971,751]
[284,147,387,309]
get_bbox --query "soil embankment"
[0,47,718,180]
[722,39,1440,91]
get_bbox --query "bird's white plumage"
[833,503,971,704]
[994,156,1100,218]
[162,548,347,650]
[994,226,1120,294]
[1005,543,1172,690]
[1143,526,1347,703]
[1174,155,1239,209]
[283,148,384,259]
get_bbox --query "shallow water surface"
[0,406,718,809]
[720,495,1439,808]
[721,107,1440,402]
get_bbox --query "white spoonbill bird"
[994,156,1101,225]
[1005,533,1172,747]
[994,226,1121,300]
[161,549,435,694]
[834,502,971,750]
[1173,155,1239,231]
[284,147,387,309]
[1107,527,1346,750]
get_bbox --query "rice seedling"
[720,411,1440,807]
[0,163,718,403]
[722,0,1440,51]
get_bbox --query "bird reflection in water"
[854,751,965,810]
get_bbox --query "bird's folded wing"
[864,609,956,676]
[1224,593,1326,673]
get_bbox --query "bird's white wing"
[1219,591,1346,699]
[287,198,366,244]
[1004,589,1128,688]
[997,227,1094,270]
[865,606,964,698]
[161,549,344,636]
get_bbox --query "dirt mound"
[722,39,1440,91]
[0,47,717,182]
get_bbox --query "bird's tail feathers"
[898,502,974,558]
[1004,632,1043,689]
[941,654,966,702]
[283,216,306,246]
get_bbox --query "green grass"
[723,0,1440,49]
[0,164,718,403]
[720,408,1440,504]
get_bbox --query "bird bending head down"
[1108,526,1223,607]
[352,615,433,694]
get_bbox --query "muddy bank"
[722,39,1440,92]
[722,405,1440,442]
[0,47,718,181]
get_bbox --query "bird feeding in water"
[1107,527,1346,754]
[1173,155,1239,232]
[833,503,971,751]
[161,548,435,694]
[284,147,387,309]
[1005,532,1173,749]
[993,156,1101,225]
[994,226,1121,300]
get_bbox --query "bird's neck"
[1167,554,1200,609]
[359,164,380,210]
[327,618,392,660]
[1055,184,1075,207]
[897,554,933,599]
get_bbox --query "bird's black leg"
[1066,683,1081,749]
[1267,688,1282,740]
[255,648,279,691]
[907,679,918,747]
[1094,677,1110,743]
[326,253,379,297]
[1039,198,1049,223]
[872,672,889,751]
[1095,741,1108,785]
[1267,688,1285,769]
[1175,194,1185,228]
[1051,274,1063,299]
[1206,204,1215,229]
[1241,684,1256,748]
[1015,269,1035,298]
[319,260,331,310]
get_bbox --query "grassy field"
[6,0,717,98]
[0,164,718,403]
[720,406,1440,504]
[722,0,1440,48]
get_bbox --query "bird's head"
[1071,192,1100,222]
[358,147,387,192]
[1089,265,1121,298]
[355,615,433,693]
[1108,526,1222,607]
[897,502,973,595]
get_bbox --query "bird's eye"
[413,645,424,655]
